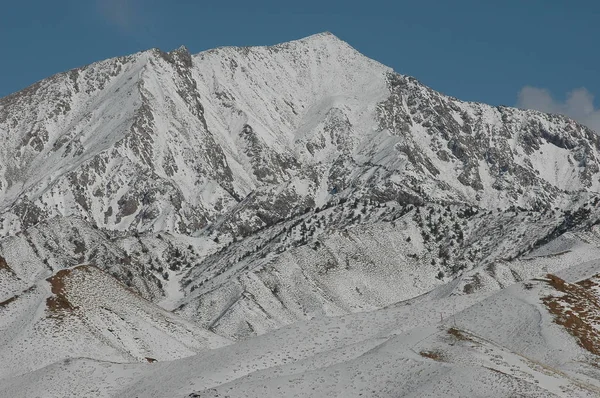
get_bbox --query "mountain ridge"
[2,32,600,397]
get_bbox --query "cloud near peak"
[517,86,600,133]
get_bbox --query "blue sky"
[1,0,598,130]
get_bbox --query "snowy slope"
[0,264,229,380]
[3,252,600,397]
[1,32,600,239]
[2,32,600,397]
[176,199,600,339]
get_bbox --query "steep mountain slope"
[4,32,600,341]
[0,217,163,301]
[3,247,600,397]
[2,32,600,396]
[0,263,229,379]
[2,32,600,239]
[176,198,600,339]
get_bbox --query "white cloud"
[517,86,600,133]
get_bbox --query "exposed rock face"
[2,32,600,341]
[3,33,599,239]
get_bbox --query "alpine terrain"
[2,32,600,397]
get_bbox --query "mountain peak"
[171,45,190,55]
[298,31,340,41]
[196,31,353,57]
[282,31,352,49]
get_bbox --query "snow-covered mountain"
[4,235,600,397]
[2,32,599,236]
[0,262,229,379]
[2,32,600,396]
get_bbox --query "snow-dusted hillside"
[0,263,229,380]
[2,32,600,238]
[4,242,600,397]
[2,32,600,396]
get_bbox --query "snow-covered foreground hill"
[3,236,600,397]
[3,32,600,396]
[0,263,229,380]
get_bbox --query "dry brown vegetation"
[0,295,17,308]
[447,327,473,342]
[45,265,100,317]
[0,286,36,309]
[419,350,445,361]
[0,255,12,272]
[542,274,600,357]
[46,268,75,316]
